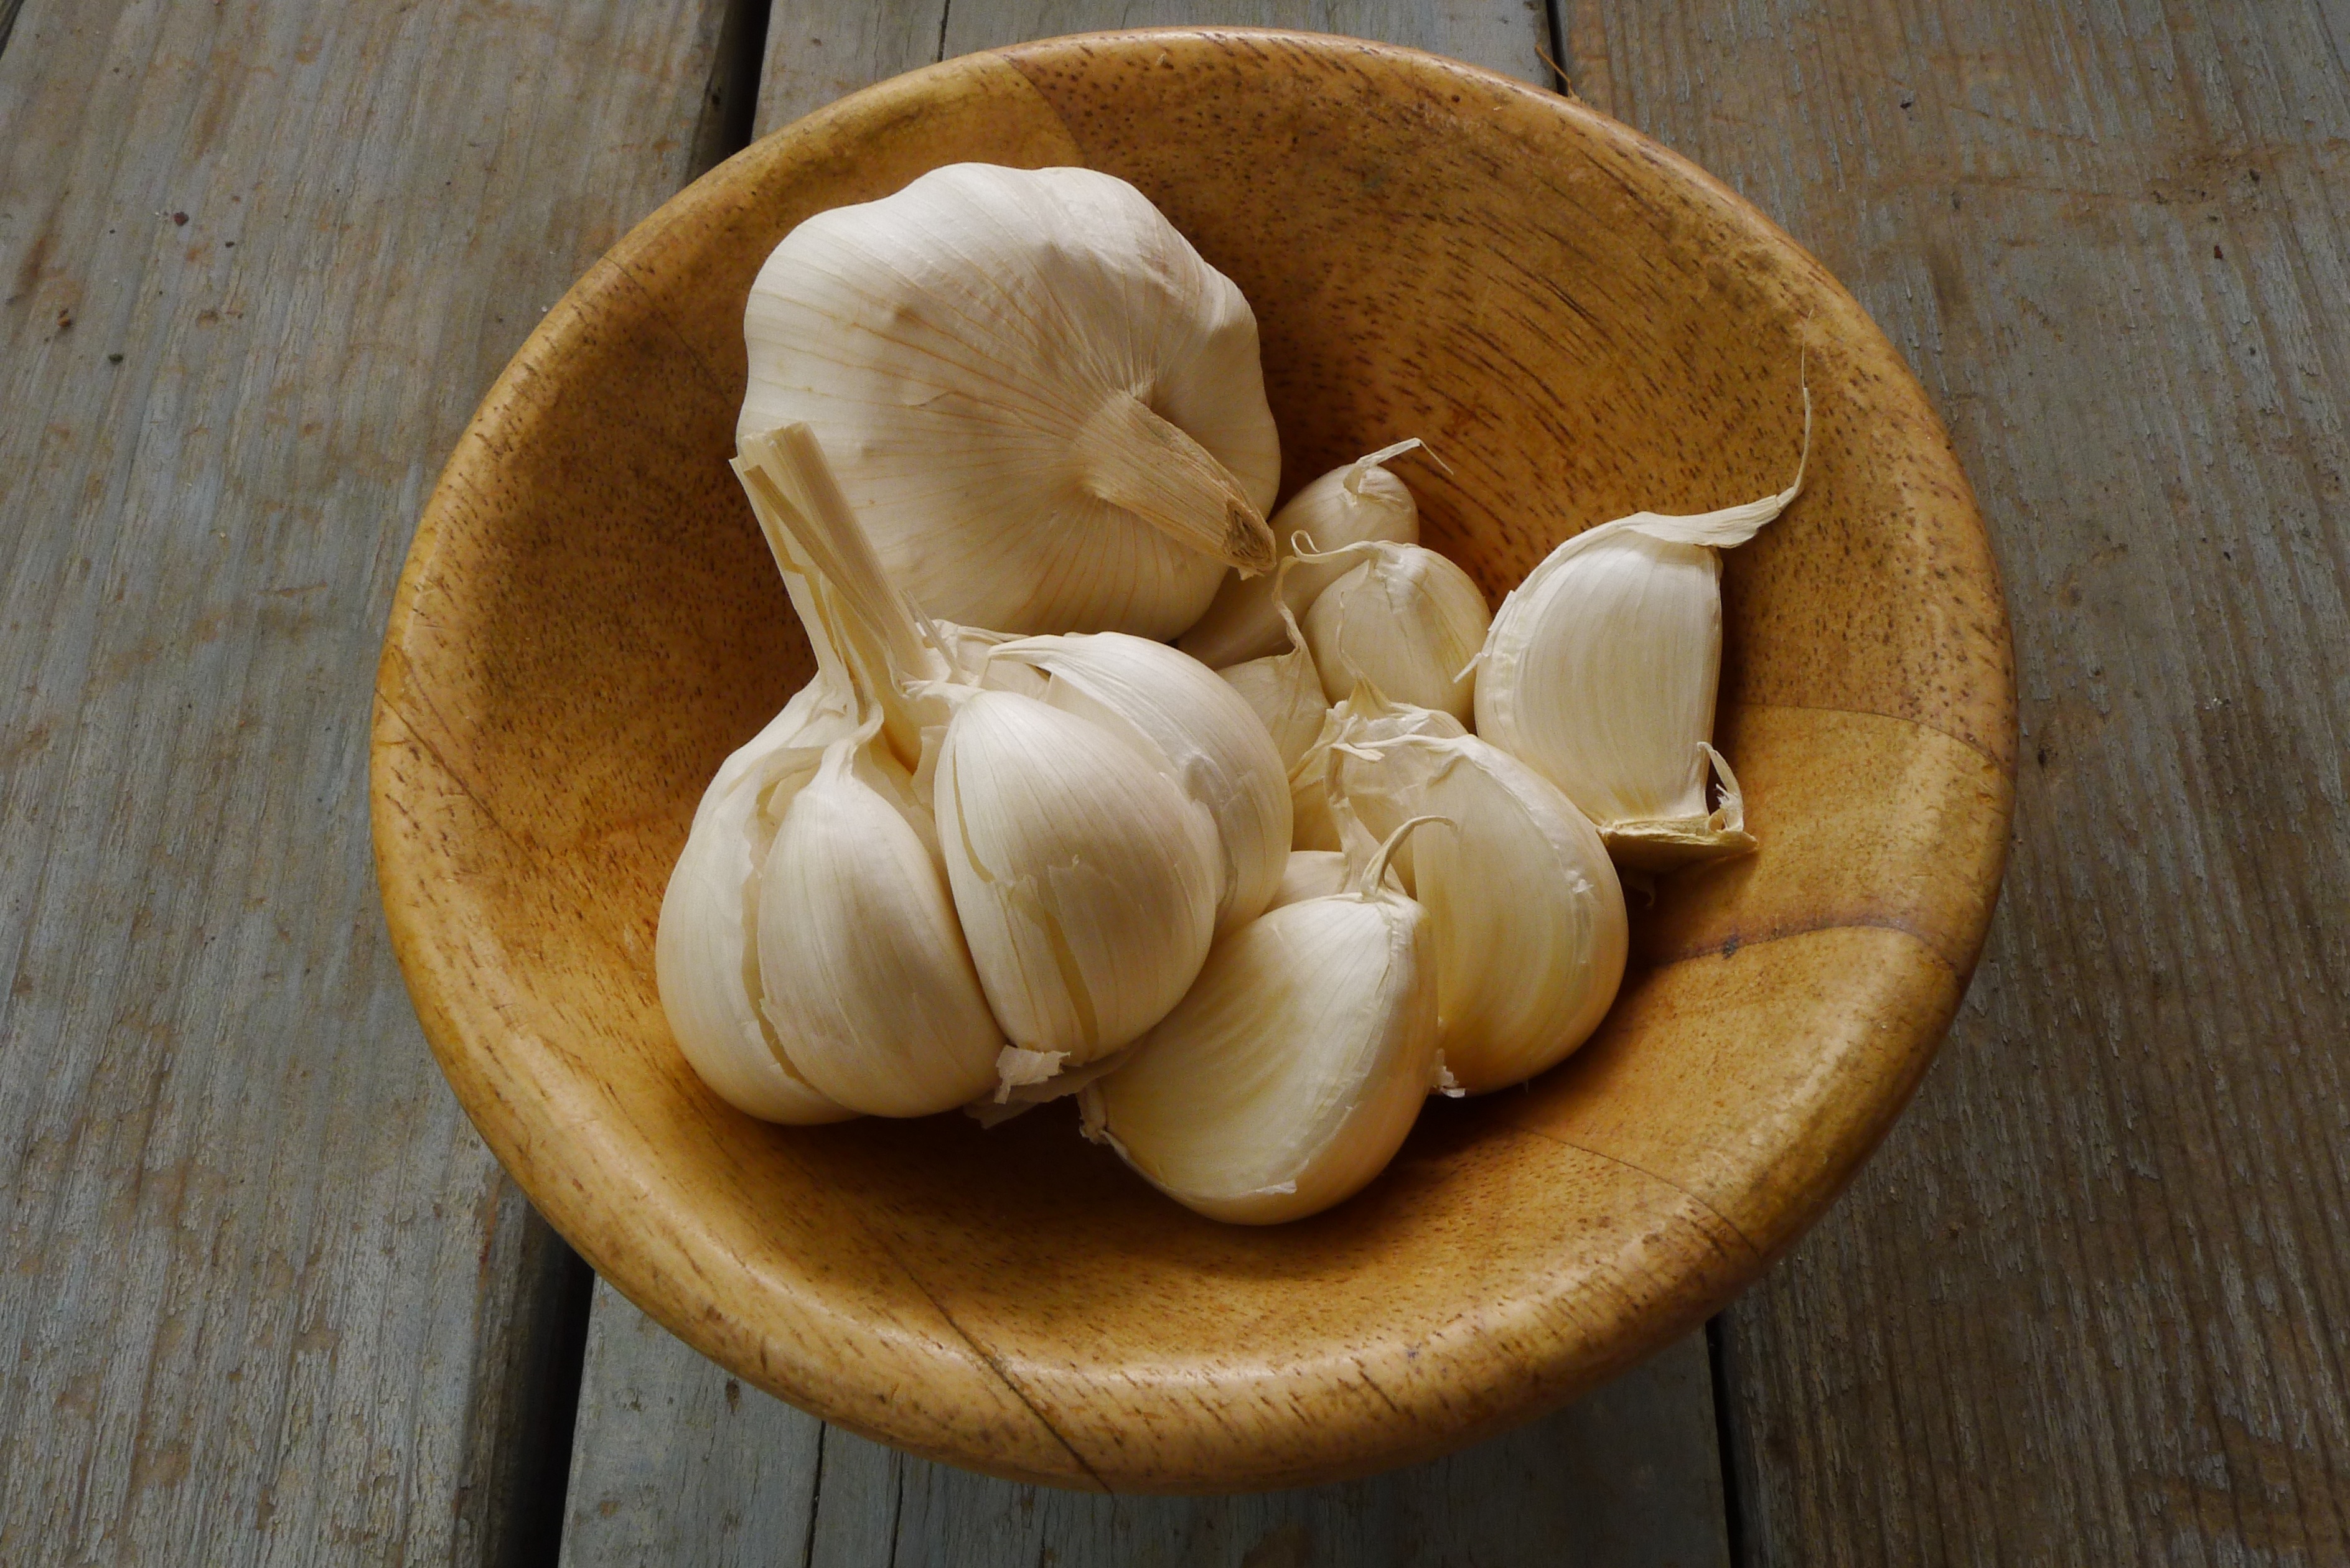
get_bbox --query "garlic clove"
[1474,394,1807,867]
[984,632,1291,933]
[739,164,1281,638]
[1219,645,1328,771]
[937,689,1222,1065]
[756,732,1006,1118]
[1267,849,1350,909]
[1335,731,1628,1092]
[1300,539,1491,724]
[1179,439,1431,666]
[1214,572,1330,771]
[1084,815,1444,1225]
[655,683,858,1125]
[1289,686,1466,851]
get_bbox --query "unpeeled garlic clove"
[1082,816,1446,1224]
[756,729,1006,1117]
[983,631,1291,933]
[937,689,1223,1065]
[1289,684,1465,851]
[1300,539,1490,724]
[1266,849,1349,910]
[1178,439,1432,666]
[1335,730,1628,1092]
[1213,579,1328,771]
[655,680,858,1124]
[1474,394,1808,870]
[739,163,1281,638]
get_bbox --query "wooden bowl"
[372,29,2015,1493]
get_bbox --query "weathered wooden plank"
[562,3,1730,1561]
[1556,0,2350,1559]
[0,1,737,1561]
[942,1,1554,87]
[565,1282,1730,1567]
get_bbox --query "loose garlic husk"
[1290,683,1466,851]
[1214,576,1329,770]
[1179,440,1432,666]
[1082,815,1448,1224]
[1334,729,1628,1092]
[981,631,1290,934]
[655,681,859,1124]
[1300,538,1491,724]
[740,163,1281,638]
[1475,395,1809,870]
[938,690,1223,1065]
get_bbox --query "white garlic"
[984,632,1290,934]
[937,689,1223,1065]
[740,163,1281,638]
[1334,729,1628,1092]
[1475,400,1808,870]
[1266,849,1349,910]
[1082,816,1447,1224]
[1178,440,1431,666]
[1212,581,1328,771]
[1289,684,1466,852]
[654,679,858,1124]
[756,724,1006,1117]
[1301,539,1490,724]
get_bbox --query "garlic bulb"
[1334,730,1628,1092]
[1082,816,1446,1224]
[756,724,1006,1117]
[1290,685,1466,851]
[1475,404,1808,870]
[984,632,1290,933]
[1301,539,1490,724]
[740,162,1281,638]
[937,689,1223,1064]
[655,683,859,1124]
[1178,440,1431,666]
[1213,581,1328,770]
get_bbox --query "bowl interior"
[373,29,2014,1493]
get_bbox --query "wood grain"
[379,22,2006,1494]
[0,0,734,1560]
[564,1279,1732,1567]
[1554,0,2350,1559]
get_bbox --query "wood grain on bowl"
[372,29,2015,1491]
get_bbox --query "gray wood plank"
[565,1282,1729,1568]
[563,4,1730,1563]
[1555,0,2350,1560]
[940,1,1553,88]
[0,1,737,1561]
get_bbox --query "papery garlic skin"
[1337,733,1627,1091]
[1474,440,1805,870]
[741,163,1280,638]
[655,684,857,1124]
[1290,689,1466,851]
[937,690,1222,1062]
[1179,441,1426,667]
[1302,541,1490,724]
[1221,642,1329,771]
[1267,849,1349,909]
[1085,822,1443,1225]
[985,632,1290,933]
[757,734,1005,1117]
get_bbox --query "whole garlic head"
[741,163,1282,638]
